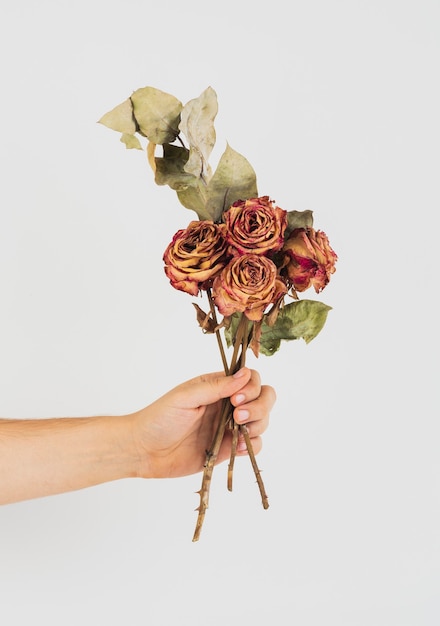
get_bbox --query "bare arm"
[0,368,275,505]
[0,414,138,504]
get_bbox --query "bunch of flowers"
[100,86,338,541]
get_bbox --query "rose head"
[163,220,230,296]
[212,253,288,321]
[223,196,287,256]
[282,227,338,293]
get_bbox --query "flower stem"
[240,423,269,509]
[192,397,232,542]
[192,309,269,541]
[207,288,229,374]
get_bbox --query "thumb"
[180,367,252,408]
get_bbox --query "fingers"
[230,370,276,434]
[173,367,253,409]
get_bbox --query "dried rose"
[223,196,287,256]
[212,253,287,322]
[282,227,337,293]
[163,220,230,296]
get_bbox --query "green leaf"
[259,300,332,356]
[120,133,142,150]
[179,86,218,180]
[205,144,258,222]
[286,209,314,234]
[130,86,183,144]
[98,98,137,134]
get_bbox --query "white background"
[0,1,439,624]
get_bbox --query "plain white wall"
[1,1,439,624]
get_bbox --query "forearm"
[0,414,139,504]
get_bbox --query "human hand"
[131,367,275,479]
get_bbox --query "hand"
[131,367,275,479]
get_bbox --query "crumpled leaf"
[179,86,218,181]
[259,299,332,356]
[131,86,183,144]
[154,143,210,219]
[192,303,217,333]
[205,144,258,222]
[154,143,193,189]
[98,98,137,134]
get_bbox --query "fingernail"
[235,394,245,404]
[236,409,249,423]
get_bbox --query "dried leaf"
[259,300,332,356]
[205,144,258,222]
[98,98,137,134]
[131,86,183,144]
[193,303,217,333]
[179,86,218,180]
[121,133,142,150]
[286,209,314,235]
[154,143,193,190]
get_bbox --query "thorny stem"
[192,397,232,542]
[240,424,269,509]
[192,310,269,541]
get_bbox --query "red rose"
[223,196,287,256]
[163,220,230,296]
[282,227,337,293]
[212,253,287,321]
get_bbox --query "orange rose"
[212,253,287,321]
[223,196,287,256]
[163,220,230,296]
[282,227,337,293]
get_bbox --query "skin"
[0,367,275,505]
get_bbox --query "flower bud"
[282,227,337,293]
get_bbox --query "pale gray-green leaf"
[120,133,143,150]
[286,209,314,234]
[177,182,211,220]
[179,86,218,180]
[98,98,136,134]
[205,144,258,222]
[131,86,182,144]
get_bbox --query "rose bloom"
[163,220,230,296]
[212,253,287,321]
[282,227,338,293]
[223,196,287,256]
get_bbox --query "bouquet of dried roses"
[99,86,338,541]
